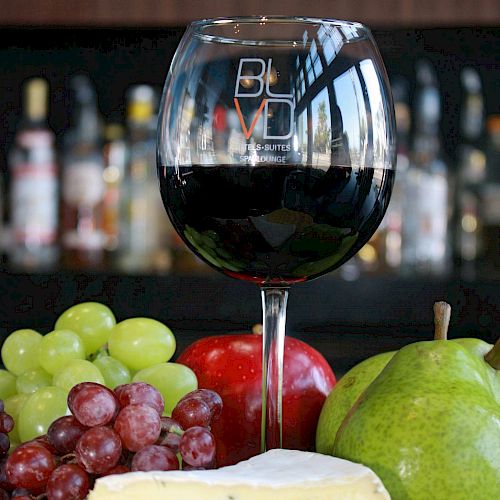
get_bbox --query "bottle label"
[62,160,105,207]
[402,167,448,269]
[11,163,58,244]
[417,172,448,262]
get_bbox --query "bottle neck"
[22,79,49,130]
[414,131,440,155]
[126,95,156,141]
[127,115,156,142]
[461,94,484,144]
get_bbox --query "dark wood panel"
[0,0,499,27]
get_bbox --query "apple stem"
[485,338,500,370]
[433,301,451,340]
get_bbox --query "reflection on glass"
[311,88,331,168]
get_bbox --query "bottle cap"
[71,74,96,105]
[24,77,48,122]
[126,85,156,122]
[460,67,482,94]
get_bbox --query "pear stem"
[485,338,500,370]
[433,301,451,340]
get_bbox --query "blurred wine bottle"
[8,77,59,270]
[455,68,486,278]
[480,115,500,276]
[401,60,451,275]
[118,85,171,273]
[354,76,411,277]
[102,123,127,263]
[61,74,105,270]
[386,77,411,271]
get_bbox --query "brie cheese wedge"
[88,449,390,499]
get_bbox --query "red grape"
[114,404,161,452]
[48,416,88,455]
[0,458,13,492]
[75,427,122,475]
[179,389,223,419]
[101,464,130,476]
[172,397,211,429]
[0,402,4,413]
[131,445,179,472]
[5,443,56,494]
[157,416,183,452]
[0,488,8,500]
[0,414,14,434]
[160,416,183,434]
[21,435,58,455]
[114,382,164,415]
[68,383,118,427]
[157,431,182,453]
[113,384,127,399]
[46,464,89,500]
[0,435,9,456]
[179,426,216,468]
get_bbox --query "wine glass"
[157,16,396,452]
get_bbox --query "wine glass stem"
[260,286,289,452]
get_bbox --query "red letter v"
[233,98,267,140]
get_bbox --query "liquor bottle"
[384,76,411,271]
[8,77,59,270]
[401,60,451,275]
[102,123,127,263]
[480,115,500,277]
[455,68,486,278]
[348,78,411,277]
[60,74,105,270]
[118,85,172,273]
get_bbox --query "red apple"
[177,331,335,466]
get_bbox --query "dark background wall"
[0,25,498,376]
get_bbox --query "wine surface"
[159,164,394,284]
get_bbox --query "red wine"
[159,164,394,284]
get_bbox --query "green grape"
[18,386,68,442]
[16,368,52,395]
[133,362,197,415]
[1,329,42,376]
[4,393,29,443]
[108,318,176,371]
[38,329,86,375]
[55,302,116,356]
[93,355,131,389]
[53,359,105,392]
[0,369,17,400]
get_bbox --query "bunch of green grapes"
[0,303,197,447]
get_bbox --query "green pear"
[331,303,500,500]
[316,350,394,455]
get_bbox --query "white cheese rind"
[88,449,390,499]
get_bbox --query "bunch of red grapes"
[0,382,222,499]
